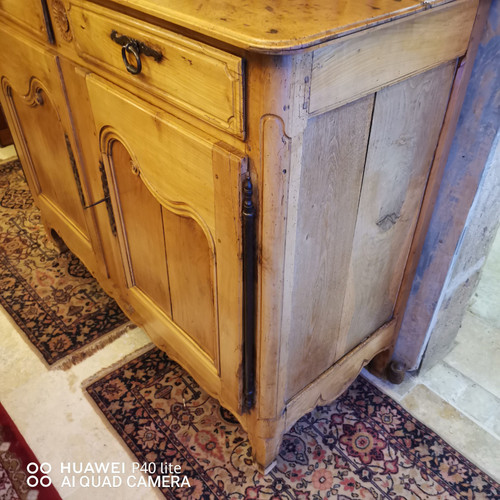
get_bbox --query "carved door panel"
[86,74,246,410]
[0,26,94,259]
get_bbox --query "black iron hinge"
[242,174,256,411]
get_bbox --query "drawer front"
[0,0,48,40]
[69,3,244,137]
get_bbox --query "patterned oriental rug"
[0,402,62,500]
[86,347,500,499]
[0,159,130,368]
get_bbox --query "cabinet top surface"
[95,0,455,52]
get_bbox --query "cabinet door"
[86,74,245,410]
[0,27,94,262]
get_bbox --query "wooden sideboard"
[0,0,483,470]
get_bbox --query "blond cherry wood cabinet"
[0,0,483,470]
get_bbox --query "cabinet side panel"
[338,63,456,355]
[285,96,374,401]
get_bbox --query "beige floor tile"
[0,309,48,393]
[0,144,16,162]
[361,368,418,399]
[401,384,500,482]
[444,311,500,400]
[455,383,500,436]
[420,362,470,401]
[0,305,161,499]
[469,228,500,329]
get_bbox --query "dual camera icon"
[27,462,52,487]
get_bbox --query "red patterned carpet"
[0,402,61,500]
[86,347,500,499]
[0,160,130,367]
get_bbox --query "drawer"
[0,0,48,41]
[68,3,245,137]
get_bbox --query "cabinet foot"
[386,360,407,385]
[248,431,282,474]
[44,224,69,254]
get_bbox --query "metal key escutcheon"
[111,30,163,75]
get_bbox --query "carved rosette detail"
[51,0,73,42]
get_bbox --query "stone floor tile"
[445,312,500,400]
[401,384,500,482]
[361,368,418,399]
[0,306,156,499]
[469,228,500,329]
[419,362,470,403]
[455,383,500,429]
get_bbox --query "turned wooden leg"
[367,345,408,385]
[367,346,392,378]
[386,360,407,385]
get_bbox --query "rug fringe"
[50,322,137,371]
[0,300,137,370]
[81,342,156,389]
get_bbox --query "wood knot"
[376,212,400,231]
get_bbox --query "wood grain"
[108,140,172,316]
[212,144,246,412]
[338,63,456,356]
[86,67,247,408]
[0,0,46,40]
[10,89,87,232]
[285,95,374,401]
[285,319,396,429]
[0,26,96,270]
[70,2,244,136]
[0,0,482,471]
[163,209,217,361]
[310,0,478,114]
[97,0,446,52]
[57,58,126,289]
[86,74,218,235]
